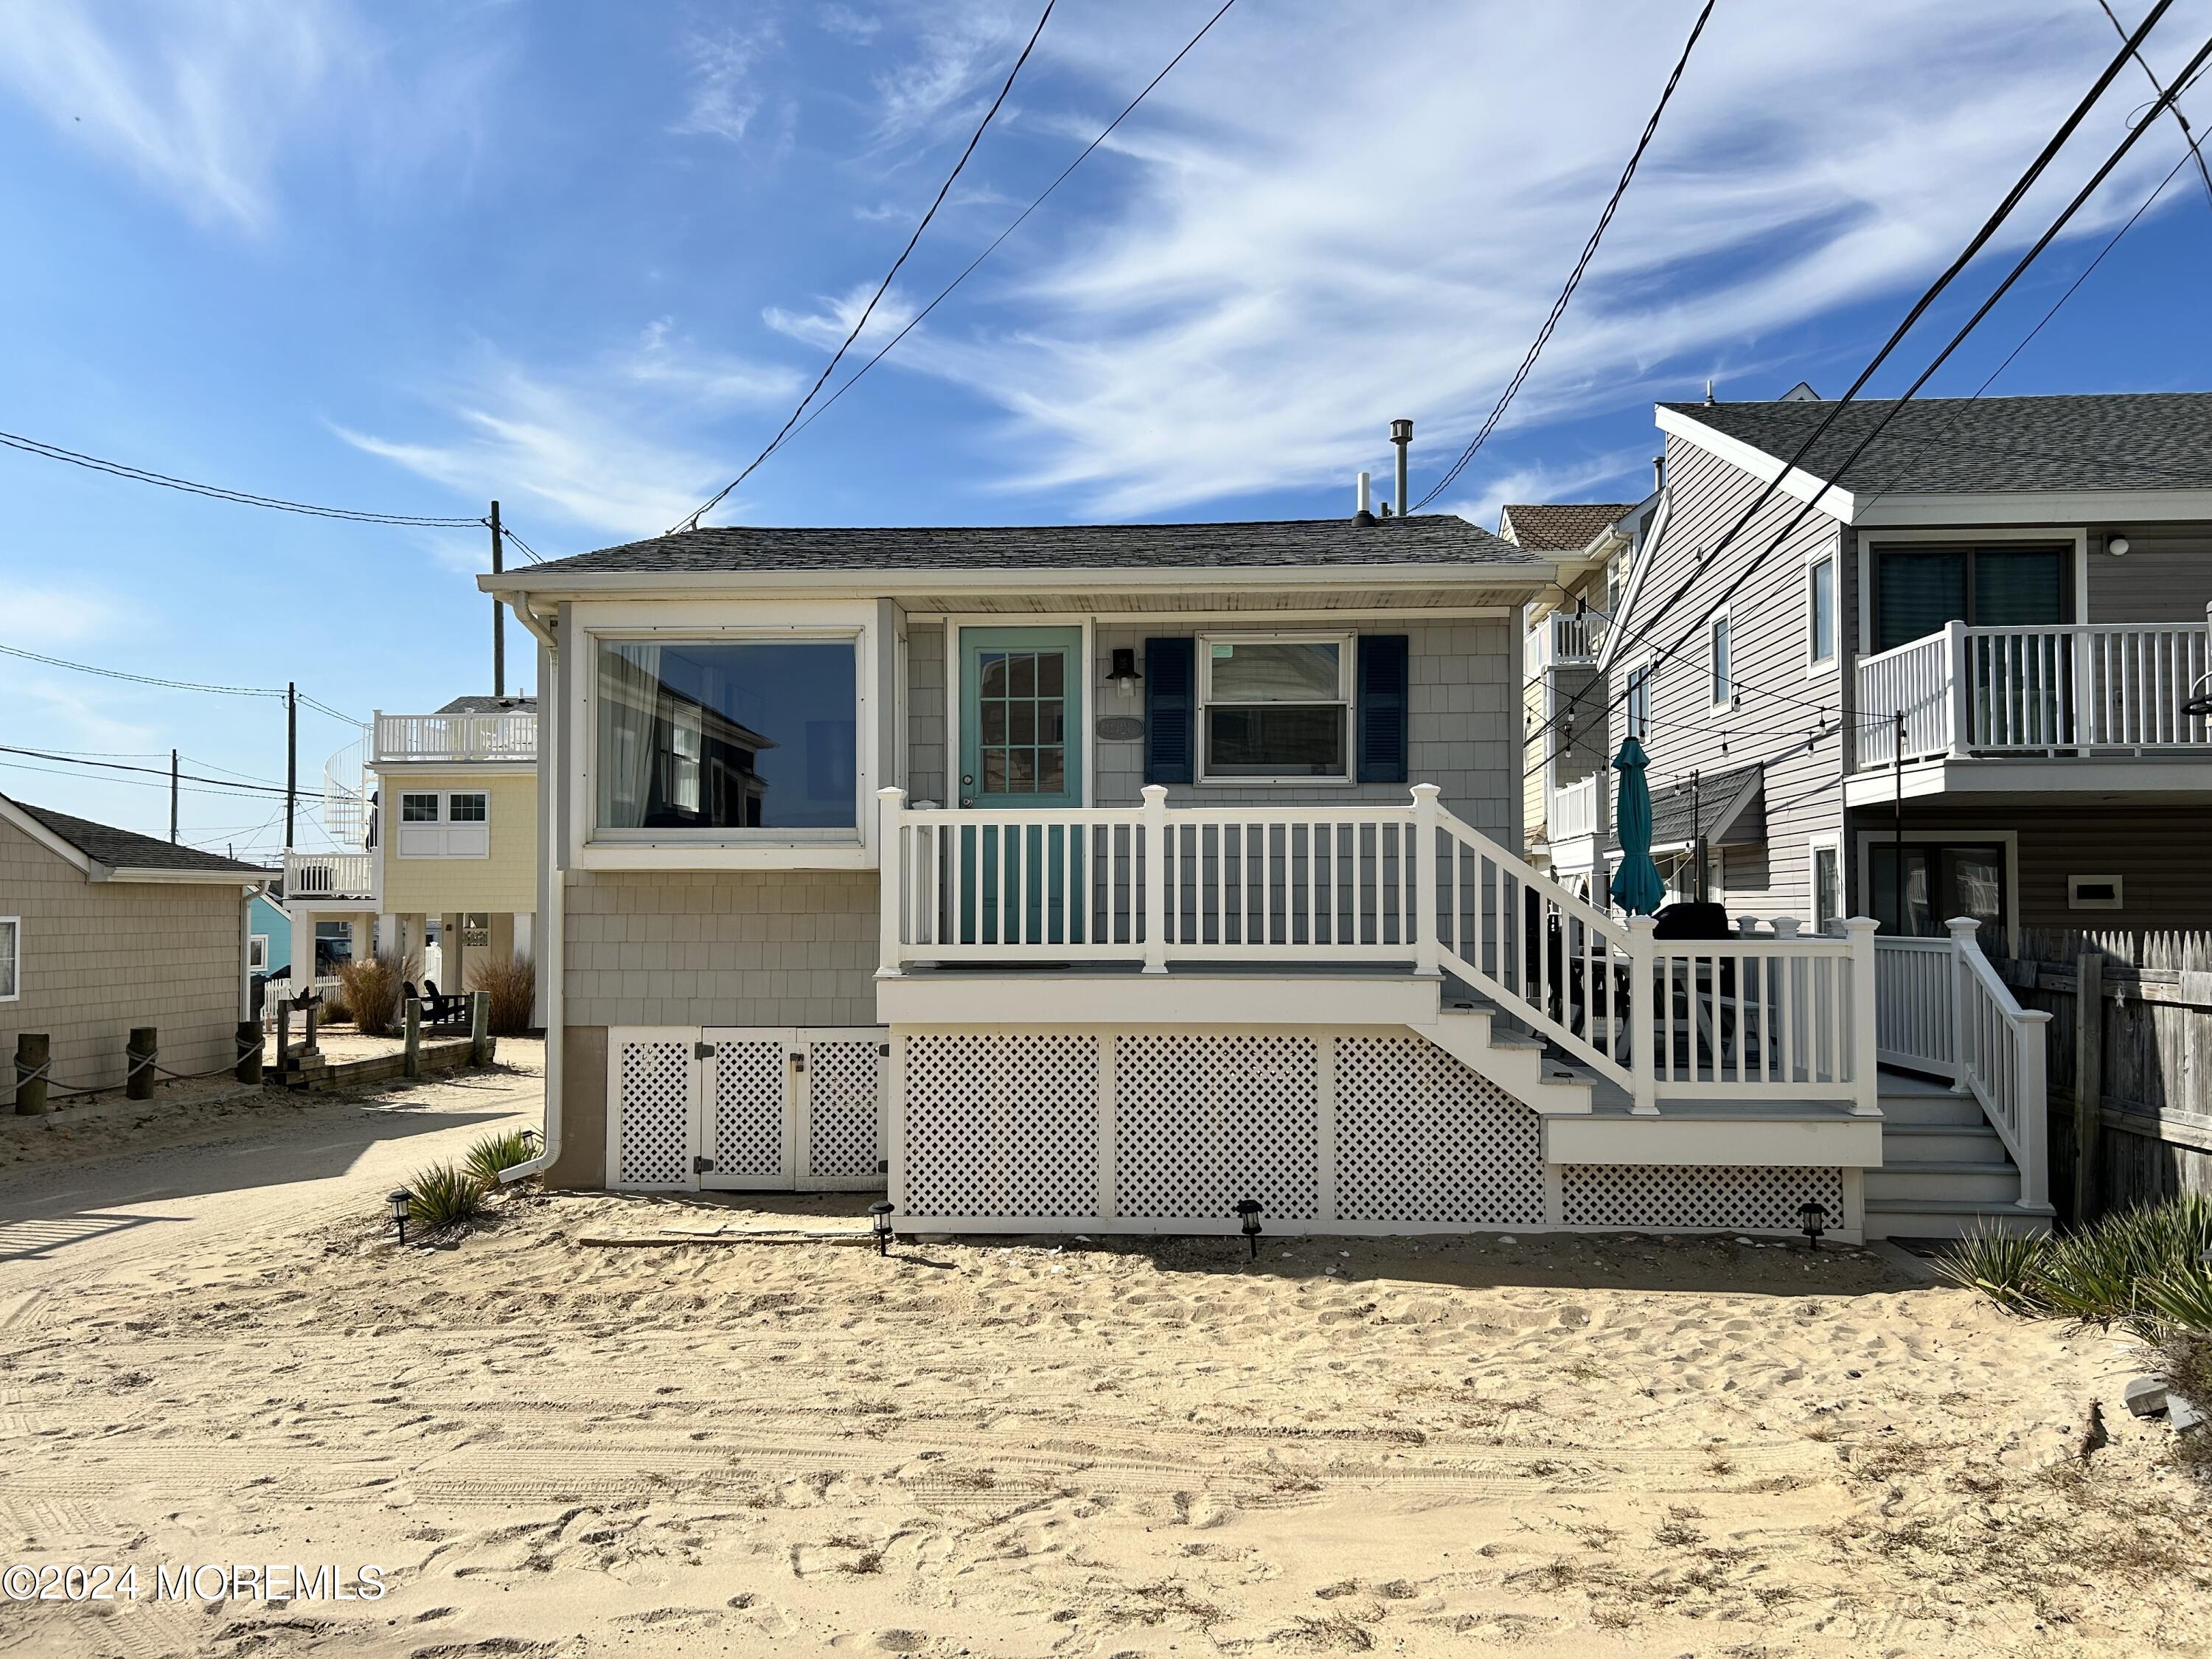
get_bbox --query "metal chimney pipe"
[1653,454,1666,494]
[1356,470,1371,515]
[1389,419,1413,521]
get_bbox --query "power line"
[0,744,295,797]
[1411,0,1716,512]
[670,0,1060,533]
[768,0,1243,465]
[0,641,365,725]
[0,428,487,526]
[2098,0,2212,209]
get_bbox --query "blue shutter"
[1144,637,1195,784]
[1357,634,1409,784]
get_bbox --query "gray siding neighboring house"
[0,795,268,1099]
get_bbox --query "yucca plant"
[2142,1265,2212,1337]
[464,1127,541,1188]
[406,1161,487,1232]
[1937,1227,2053,1315]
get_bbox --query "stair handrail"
[1427,801,1638,1092]
[1945,917,2051,1210]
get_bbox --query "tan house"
[280,696,539,1004]
[1,793,268,1098]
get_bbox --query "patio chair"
[418,978,471,1030]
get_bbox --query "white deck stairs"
[1418,994,1596,1116]
[1864,1068,2053,1239]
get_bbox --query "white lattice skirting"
[893,1029,1854,1239]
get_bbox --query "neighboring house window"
[1199,634,1352,781]
[313,922,355,976]
[1709,614,1733,708]
[594,636,860,833]
[396,790,492,858]
[248,934,269,972]
[1812,839,1841,930]
[1625,662,1652,742]
[1807,555,1836,666]
[0,917,17,1001]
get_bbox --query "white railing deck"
[1524,609,1604,675]
[1549,772,1603,842]
[1874,923,2050,1209]
[878,786,1879,1115]
[283,849,378,902]
[374,710,538,765]
[1856,619,2212,770]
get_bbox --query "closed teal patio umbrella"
[1609,737,1666,917]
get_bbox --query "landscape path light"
[1234,1197,1263,1260]
[869,1200,895,1256]
[1798,1200,1827,1251]
[388,1188,414,1248]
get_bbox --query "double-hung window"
[395,790,491,858]
[1624,661,1652,742]
[0,916,17,1001]
[1807,554,1836,667]
[1708,613,1733,709]
[1198,635,1352,780]
[594,636,860,835]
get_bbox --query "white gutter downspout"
[500,591,563,1185]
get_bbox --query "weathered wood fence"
[2003,928,2212,1224]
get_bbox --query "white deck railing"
[283,849,378,902]
[1856,619,2212,769]
[1525,609,1604,675]
[1549,772,1602,841]
[878,786,1880,1115]
[374,710,538,764]
[1874,923,2050,1209]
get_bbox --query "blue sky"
[1,0,2207,857]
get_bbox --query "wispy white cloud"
[804,0,2207,516]
[0,580,135,646]
[816,5,883,44]
[762,282,920,355]
[626,319,806,408]
[670,21,779,144]
[868,4,1029,142]
[1439,448,1656,537]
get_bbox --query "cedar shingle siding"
[0,813,246,1096]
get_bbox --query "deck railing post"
[1943,618,1970,753]
[1944,916,1979,1093]
[1627,914,1658,1115]
[1844,917,1881,1116]
[1410,785,1441,977]
[1141,785,1169,974]
[2017,1009,2053,1210]
[875,787,906,979]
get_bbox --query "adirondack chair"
[404,980,470,1030]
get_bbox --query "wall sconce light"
[1107,647,1141,698]
[1234,1197,1263,1259]
[388,1189,414,1248]
[1798,1200,1827,1251]
[2107,535,2131,556]
[869,1200,895,1256]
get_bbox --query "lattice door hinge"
[790,1051,806,1072]
[877,1043,891,1057]
[693,1155,714,1173]
[695,1042,716,1060]
[877,1158,889,1175]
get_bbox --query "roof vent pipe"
[1389,418,1413,522]
[1352,470,1376,526]
[1653,454,1666,494]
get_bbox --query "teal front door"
[958,627,1084,945]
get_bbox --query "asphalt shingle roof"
[1498,502,1638,552]
[13,801,274,875]
[436,696,538,714]
[513,516,1543,579]
[1601,762,1765,852]
[1663,393,2212,495]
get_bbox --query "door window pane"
[975,648,1069,797]
[1877,549,1968,651]
[1973,548,2065,626]
[595,639,858,830]
[1870,842,2006,941]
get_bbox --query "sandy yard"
[1,1045,2206,1658]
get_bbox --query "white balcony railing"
[374,710,538,765]
[1875,924,2050,1210]
[1523,608,1605,675]
[878,787,1879,1114]
[283,849,378,902]
[1549,772,1603,841]
[1857,619,2212,770]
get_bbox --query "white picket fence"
[1874,923,2050,1208]
[878,786,1879,1115]
[1857,619,2212,768]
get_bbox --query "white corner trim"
[1655,405,1857,522]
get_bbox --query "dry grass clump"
[335,951,417,1038]
[467,952,538,1037]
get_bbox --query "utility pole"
[169,749,178,843]
[285,682,298,850]
[490,499,506,698]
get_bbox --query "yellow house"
[282,696,539,1009]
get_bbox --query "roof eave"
[480,560,1556,598]
[1655,405,1856,522]
[88,864,274,886]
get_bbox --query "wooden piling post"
[126,1027,156,1100]
[235,1019,264,1085]
[302,995,320,1056]
[403,998,422,1080]
[469,990,490,1067]
[2073,950,2103,1224]
[13,1033,49,1116]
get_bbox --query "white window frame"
[1809,832,1842,931]
[1196,631,1356,785]
[1707,608,1735,712]
[248,933,269,973]
[395,790,493,860]
[2068,874,2124,911]
[571,598,885,872]
[1623,655,1653,742]
[0,915,18,1002]
[1806,552,1837,672]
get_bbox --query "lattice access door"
[608,1028,701,1192]
[697,1028,888,1192]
